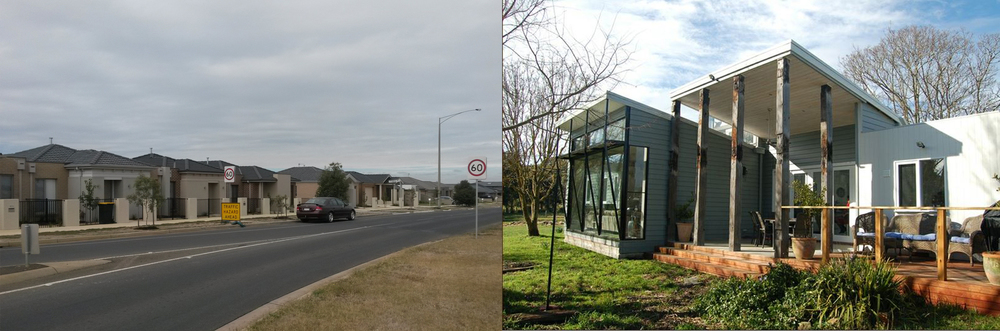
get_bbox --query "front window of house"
[1,175,12,199]
[567,144,648,240]
[896,158,946,207]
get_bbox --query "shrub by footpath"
[695,257,931,330]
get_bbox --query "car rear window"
[305,198,324,204]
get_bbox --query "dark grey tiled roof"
[239,165,278,182]
[67,150,153,167]
[346,171,374,183]
[11,144,150,168]
[133,153,176,167]
[278,166,323,182]
[397,177,437,190]
[366,174,391,184]
[9,144,78,163]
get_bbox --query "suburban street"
[0,208,501,331]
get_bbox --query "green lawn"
[503,223,712,330]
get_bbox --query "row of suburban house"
[0,144,501,230]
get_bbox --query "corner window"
[624,146,648,240]
[896,158,946,208]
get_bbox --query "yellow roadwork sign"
[222,203,241,221]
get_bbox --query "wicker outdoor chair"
[894,212,948,261]
[948,215,986,266]
[750,211,773,247]
[852,211,901,256]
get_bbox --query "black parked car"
[296,197,356,222]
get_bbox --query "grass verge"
[247,226,501,331]
[503,222,714,330]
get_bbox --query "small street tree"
[127,174,164,227]
[316,162,350,202]
[78,178,99,223]
[453,180,476,206]
[273,194,290,217]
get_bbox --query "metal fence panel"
[19,199,63,226]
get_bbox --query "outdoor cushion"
[856,232,904,239]
[950,236,971,244]
[885,232,904,239]
[900,233,936,241]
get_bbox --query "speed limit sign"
[467,157,486,180]
[224,166,236,183]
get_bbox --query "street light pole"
[438,108,481,208]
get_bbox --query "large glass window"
[606,118,625,142]
[1,175,12,199]
[566,145,648,240]
[35,178,55,199]
[625,146,648,239]
[896,159,946,207]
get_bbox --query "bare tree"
[842,25,1000,124]
[502,0,631,236]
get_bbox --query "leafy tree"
[453,180,476,206]
[127,174,164,227]
[842,25,1000,124]
[78,179,99,223]
[316,162,349,202]
[503,0,630,236]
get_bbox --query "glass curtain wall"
[567,144,648,240]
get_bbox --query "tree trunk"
[521,198,540,236]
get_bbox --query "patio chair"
[852,211,901,256]
[948,215,986,267]
[895,212,949,262]
[750,211,773,247]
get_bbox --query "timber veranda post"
[693,88,710,246]
[774,57,791,258]
[729,75,745,251]
[820,84,833,264]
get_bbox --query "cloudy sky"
[0,1,498,184]
[552,0,1000,119]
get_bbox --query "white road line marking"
[0,225,376,296]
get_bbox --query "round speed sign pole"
[467,157,486,238]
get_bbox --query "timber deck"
[651,242,1000,315]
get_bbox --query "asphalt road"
[0,207,500,331]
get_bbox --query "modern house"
[0,144,157,221]
[278,166,322,199]
[132,153,226,217]
[558,40,999,260]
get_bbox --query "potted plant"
[675,197,695,242]
[791,180,824,260]
[982,174,1000,285]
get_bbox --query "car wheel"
[348,210,356,220]
[328,212,335,223]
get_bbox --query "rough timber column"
[774,58,791,258]
[693,88,710,246]
[729,75,745,251]
[820,84,833,264]
[668,101,681,242]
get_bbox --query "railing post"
[937,208,947,281]
[821,207,831,264]
[874,208,884,262]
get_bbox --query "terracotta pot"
[676,222,693,242]
[791,237,817,260]
[983,252,1000,286]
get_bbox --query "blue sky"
[554,0,1000,114]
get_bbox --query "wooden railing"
[779,205,1000,281]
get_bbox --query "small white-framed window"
[894,158,946,209]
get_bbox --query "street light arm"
[439,108,482,124]
[437,108,480,209]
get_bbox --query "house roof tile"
[278,166,323,182]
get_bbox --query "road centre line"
[0,225,378,296]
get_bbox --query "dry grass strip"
[247,226,501,331]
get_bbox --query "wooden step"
[661,242,824,271]
[659,247,772,274]
[652,253,761,279]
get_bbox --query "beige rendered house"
[278,166,322,199]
